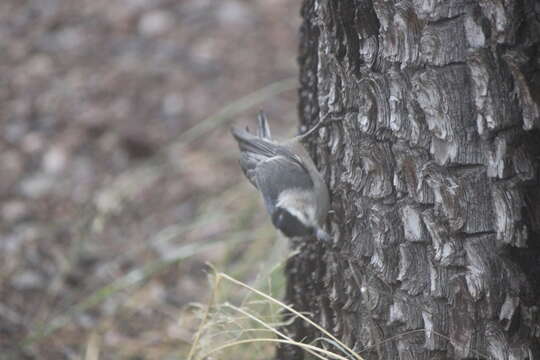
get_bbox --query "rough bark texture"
[280,1,540,359]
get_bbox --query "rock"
[0,151,24,193]
[11,270,44,290]
[217,1,252,26]
[43,146,68,174]
[25,54,54,78]
[19,174,55,198]
[21,133,45,154]
[2,201,29,223]
[138,10,175,37]
[162,93,184,117]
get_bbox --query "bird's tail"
[256,111,272,139]
[230,111,277,158]
[230,111,278,186]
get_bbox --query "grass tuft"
[187,269,365,360]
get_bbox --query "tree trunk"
[280,1,540,359]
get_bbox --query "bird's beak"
[315,228,331,242]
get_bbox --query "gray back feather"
[231,113,314,214]
[254,156,313,214]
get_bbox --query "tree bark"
[280,1,540,359]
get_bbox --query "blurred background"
[0,0,301,358]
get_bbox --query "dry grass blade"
[187,270,364,360]
[186,264,221,360]
[200,338,352,360]
[223,303,327,360]
[217,272,364,360]
[84,332,101,360]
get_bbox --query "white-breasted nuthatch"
[231,111,331,241]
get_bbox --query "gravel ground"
[0,1,300,358]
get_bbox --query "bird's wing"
[231,126,309,188]
[254,156,313,214]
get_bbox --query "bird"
[231,111,332,241]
